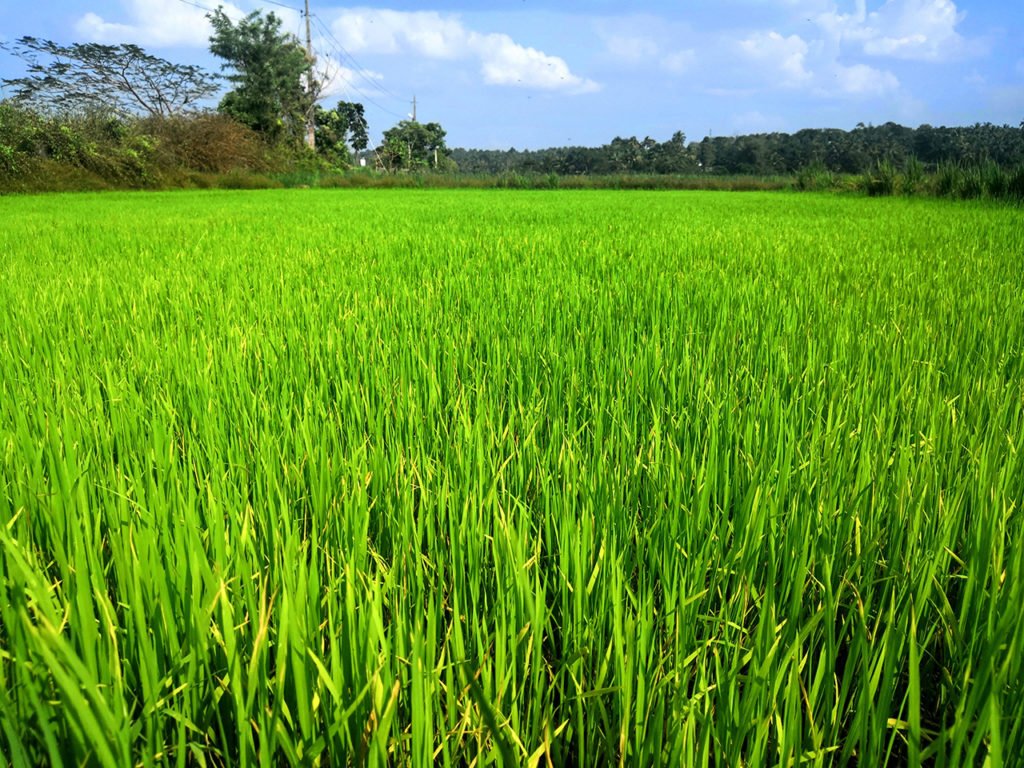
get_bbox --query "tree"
[207,7,315,145]
[607,136,643,172]
[0,37,219,118]
[696,137,716,173]
[377,120,450,172]
[649,131,693,174]
[314,100,368,166]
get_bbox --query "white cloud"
[661,49,696,75]
[76,0,247,47]
[317,57,384,100]
[739,31,812,86]
[731,110,784,132]
[816,0,972,61]
[605,35,659,63]
[337,11,464,58]
[331,9,598,94]
[831,63,900,95]
[478,33,599,92]
[733,21,902,100]
[868,0,963,59]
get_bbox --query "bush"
[1008,166,1024,201]
[796,162,835,191]
[981,161,1009,199]
[0,102,42,178]
[141,113,267,174]
[934,161,959,198]
[957,166,984,199]
[929,161,1015,201]
[215,170,283,189]
[0,104,154,187]
[863,159,898,196]
[900,156,925,195]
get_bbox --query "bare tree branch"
[1,37,220,118]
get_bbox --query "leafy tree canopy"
[314,100,368,166]
[377,119,451,172]
[0,37,219,118]
[449,123,1024,177]
[207,7,315,145]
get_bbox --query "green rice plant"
[0,190,1022,766]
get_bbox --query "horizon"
[1,0,1022,151]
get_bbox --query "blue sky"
[1,0,1021,149]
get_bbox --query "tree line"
[450,122,1024,178]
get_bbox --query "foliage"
[0,102,279,191]
[377,119,452,172]
[0,101,41,177]
[140,112,266,174]
[0,36,219,118]
[0,101,155,186]
[3,97,1022,199]
[902,155,926,194]
[1,191,1022,766]
[863,158,899,196]
[450,121,1024,178]
[931,160,1024,201]
[795,161,834,192]
[313,101,369,168]
[207,8,315,145]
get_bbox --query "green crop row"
[1,190,1021,766]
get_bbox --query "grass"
[0,189,1022,766]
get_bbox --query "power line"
[259,0,304,12]
[174,0,304,17]
[317,49,406,120]
[310,15,396,102]
[307,16,406,120]
[310,14,405,103]
[173,0,217,13]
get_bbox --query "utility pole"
[304,0,316,150]
[411,95,417,122]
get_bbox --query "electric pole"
[304,0,316,150]
[411,95,417,122]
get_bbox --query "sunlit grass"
[1,189,1022,766]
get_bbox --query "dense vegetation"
[2,98,1022,199]
[0,102,280,191]
[450,122,1024,177]
[1,190,1021,766]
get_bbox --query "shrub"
[795,162,835,191]
[934,161,959,198]
[1008,166,1024,201]
[215,170,283,189]
[863,159,898,196]
[0,102,43,178]
[981,160,1009,199]
[142,113,267,174]
[900,156,925,195]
